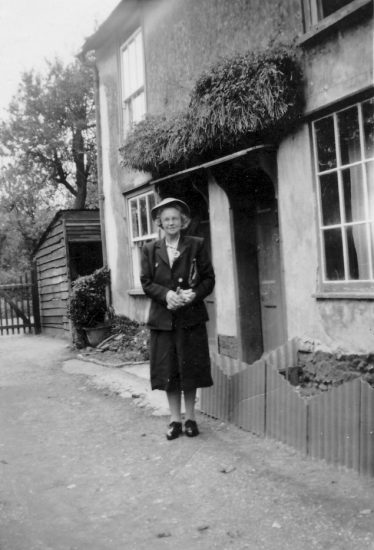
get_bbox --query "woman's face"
[160,207,182,238]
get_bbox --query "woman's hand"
[166,290,185,310]
[179,289,196,304]
[166,288,196,309]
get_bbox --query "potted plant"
[67,266,111,347]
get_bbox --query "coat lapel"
[155,236,191,270]
[173,235,190,269]
[155,239,169,267]
[177,235,189,259]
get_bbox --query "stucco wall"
[208,179,237,338]
[144,0,303,115]
[303,16,373,112]
[97,42,151,321]
[278,126,374,353]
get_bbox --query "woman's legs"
[184,388,197,421]
[166,389,196,421]
[166,391,182,423]
[166,388,199,439]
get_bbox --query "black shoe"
[166,421,183,440]
[184,419,199,437]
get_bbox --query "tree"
[0,57,97,209]
[0,161,62,280]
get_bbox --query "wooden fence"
[200,339,374,477]
[0,270,41,335]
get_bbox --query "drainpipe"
[93,62,107,266]
[92,62,112,307]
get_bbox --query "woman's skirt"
[150,323,213,392]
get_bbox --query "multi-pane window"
[304,0,354,27]
[128,191,158,287]
[317,0,353,18]
[121,29,146,136]
[313,98,374,288]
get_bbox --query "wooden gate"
[0,269,41,335]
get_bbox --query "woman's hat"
[151,197,190,220]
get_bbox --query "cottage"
[80,0,374,473]
[33,210,103,337]
[82,0,373,356]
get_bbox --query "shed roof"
[32,210,100,257]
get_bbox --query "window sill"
[314,292,374,300]
[298,0,372,47]
[128,288,146,296]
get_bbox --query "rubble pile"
[83,316,150,363]
[293,352,374,397]
[97,328,150,362]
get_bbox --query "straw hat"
[151,197,190,220]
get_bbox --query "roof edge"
[32,209,100,257]
[80,0,139,54]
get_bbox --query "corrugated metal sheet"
[308,379,361,471]
[266,365,308,453]
[265,338,298,378]
[200,341,374,477]
[359,380,374,477]
[231,359,266,435]
[200,353,230,421]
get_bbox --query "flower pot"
[84,324,111,347]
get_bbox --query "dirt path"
[0,335,374,550]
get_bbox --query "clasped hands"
[166,288,196,310]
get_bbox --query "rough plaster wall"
[144,0,303,115]
[208,179,237,337]
[97,45,133,316]
[304,18,373,112]
[277,126,322,341]
[278,126,374,353]
[317,301,374,353]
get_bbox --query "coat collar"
[155,235,190,267]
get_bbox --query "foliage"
[0,162,59,274]
[67,266,110,329]
[120,45,303,175]
[0,57,97,210]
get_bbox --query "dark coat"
[140,235,215,391]
[140,235,215,331]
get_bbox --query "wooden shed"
[33,210,103,338]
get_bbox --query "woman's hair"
[155,203,191,230]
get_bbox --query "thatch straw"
[120,45,303,175]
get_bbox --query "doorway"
[213,163,285,363]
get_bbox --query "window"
[121,29,146,136]
[128,191,158,288]
[317,0,353,19]
[303,0,355,27]
[313,98,374,291]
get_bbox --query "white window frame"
[312,98,374,294]
[120,28,146,137]
[127,190,158,289]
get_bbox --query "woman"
[140,197,215,440]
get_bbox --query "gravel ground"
[0,334,374,550]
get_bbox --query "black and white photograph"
[0,0,373,548]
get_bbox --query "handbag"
[188,258,199,288]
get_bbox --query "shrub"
[67,266,110,329]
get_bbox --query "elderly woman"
[140,197,215,440]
